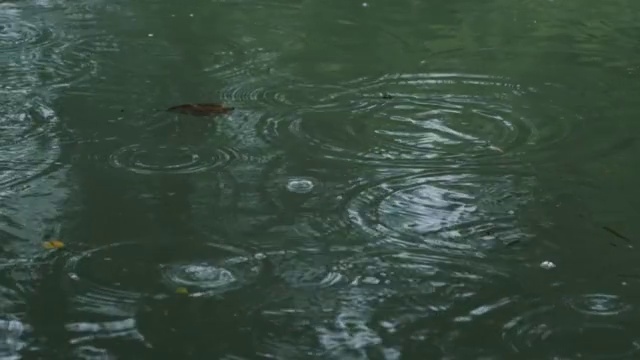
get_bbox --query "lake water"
[1,0,640,358]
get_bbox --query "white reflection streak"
[66,318,149,347]
[316,287,399,359]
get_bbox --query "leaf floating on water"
[43,240,64,249]
[175,287,189,295]
[166,103,234,117]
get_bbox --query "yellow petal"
[43,240,65,249]
[175,287,189,294]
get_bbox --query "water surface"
[1,0,640,358]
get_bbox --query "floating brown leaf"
[166,103,234,117]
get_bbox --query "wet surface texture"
[1,0,640,358]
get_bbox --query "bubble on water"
[63,241,265,316]
[540,261,556,270]
[286,177,316,194]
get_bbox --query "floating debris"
[602,226,632,243]
[175,287,189,295]
[166,103,234,117]
[43,240,64,250]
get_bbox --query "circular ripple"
[208,45,282,82]
[566,294,632,317]
[64,241,265,315]
[0,8,55,52]
[159,244,261,296]
[218,75,293,109]
[220,79,381,113]
[253,156,369,239]
[264,173,327,208]
[0,96,62,190]
[108,144,238,175]
[161,263,235,288]
[266,249,350,289]
[255,247,511,359]
[502,297,640,359]
[199,0,306,84]
[345,170,534,252]
[259,73,573,166]
[0,3,101,92]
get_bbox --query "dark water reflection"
[2,0,640,358]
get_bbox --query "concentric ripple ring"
[63,241,265,315]
[108,144,238,175]
[502,297,640,359]
[0,3,101,92]
[344,170,535,252]
[258,73,574,166]
[0,96,62,190]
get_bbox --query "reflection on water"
[2,0,640,358]
[345,170,534,251]
[0,95,61,191]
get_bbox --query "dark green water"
[1,0,640,358]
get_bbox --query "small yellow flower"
[175,287,189,295]
[43,240,65,249]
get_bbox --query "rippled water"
[1,0,640,358]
